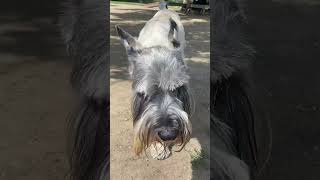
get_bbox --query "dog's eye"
[137,92,150,102]
[172,86,184,96]
[172,39,180,48]
[137,92,145,97]
[171,89,178,96]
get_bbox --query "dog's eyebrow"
[168,84,183,91]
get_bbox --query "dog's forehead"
[133,48,189,93]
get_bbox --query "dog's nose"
[158,129,178,141]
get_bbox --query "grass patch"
[190,149,206,168]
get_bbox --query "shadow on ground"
[0,0,64,60]
[0,1,71,179]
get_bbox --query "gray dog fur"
[116,7,193,160]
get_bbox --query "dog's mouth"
[147,132,190,160]
[133,131,188,160]
[149,141,174,160]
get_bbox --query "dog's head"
[116,23,192,159]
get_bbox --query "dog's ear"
[115,25,141,53]
[168,18,180,48]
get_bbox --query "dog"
[211,0,271,179]
[59,0,109,179]
[116,5,192,160]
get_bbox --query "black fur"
[211,0,254,84]
[59,0,109,179]
[212,76,258,170]
[211,0,261,179]
[132,92,148,124]
[175,85,192,114]
[168,18,180,48]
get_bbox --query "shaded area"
[0,0,64,60]
[248,0,320,179]
[0,0,71,179]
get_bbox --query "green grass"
[190,149,207,168]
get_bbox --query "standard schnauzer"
[116,5,193,160]
[60,0,109,179]
[211,0,271,179]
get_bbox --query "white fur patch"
[138,9,185,50]
[150,142,172,160]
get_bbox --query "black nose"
[158,129,178,141]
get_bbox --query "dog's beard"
[133,103,192,159]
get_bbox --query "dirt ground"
[0,4,70,179]
[110,2,210,180]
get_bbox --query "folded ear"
[115,25,141,53]
[168,18,180,48]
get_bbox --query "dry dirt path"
[0,16,70,179]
